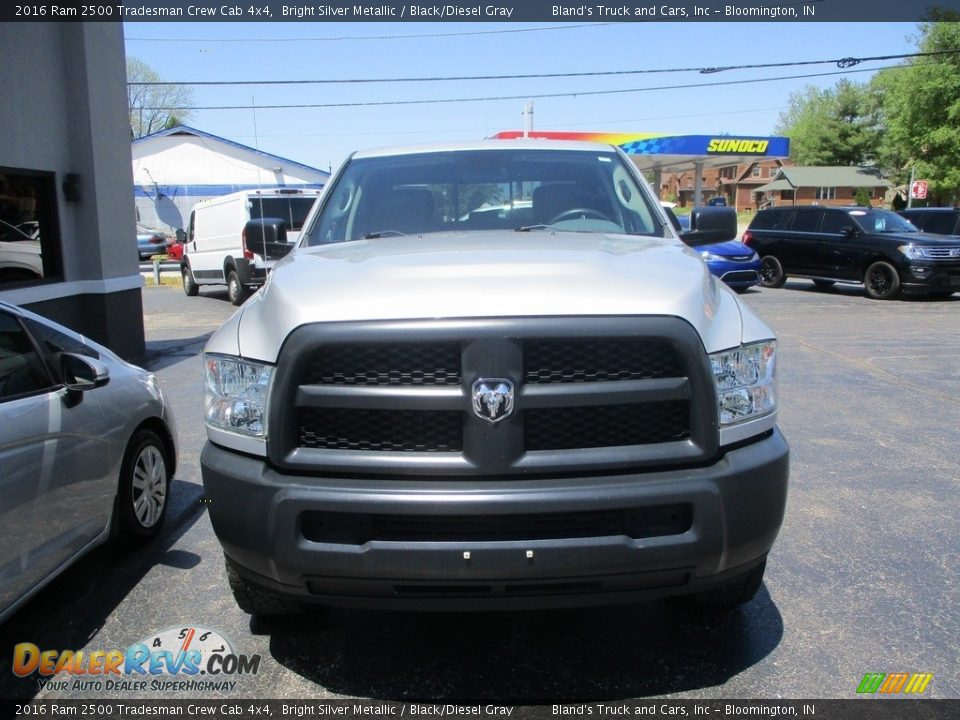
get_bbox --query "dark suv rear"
[898,207,960,237]
[743,206,960,299]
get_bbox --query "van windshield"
[249,197,317,231]
[304,148,664,246]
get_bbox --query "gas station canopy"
[492,131,791,205]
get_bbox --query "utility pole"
[907,166,915,209]
[522,102,534,138]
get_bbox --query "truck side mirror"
[680,206,738,247]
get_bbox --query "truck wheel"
[182,266,199,297]
[864,261,900,300]
[683,560,766,611]
[117,429,170,542]
[225,557,303,616]
[226,269,249,306]
[759,256,786,288]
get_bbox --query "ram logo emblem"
[472,379,515,424]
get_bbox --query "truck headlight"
[898,244,924,260]
[710,340,777,425]
[204,354,275,437]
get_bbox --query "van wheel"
[864,261,900,300]
[759,256,786,288]
[226,269,249,306]
[117,429,170,541]
[182,266,199,296]
[225,557,303,616]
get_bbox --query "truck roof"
[351,138,619,160]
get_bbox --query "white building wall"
[132,135,328,232]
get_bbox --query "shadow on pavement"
[263,586,783,701]
[0,483,207,701]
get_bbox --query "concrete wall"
[0,23,144,359]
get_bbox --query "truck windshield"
[304,148,664,245]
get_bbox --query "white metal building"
[132,125,330,233]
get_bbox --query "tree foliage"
[872,13,960,204]
[775,80,882,166]
[127,57,195,139]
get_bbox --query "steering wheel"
[548,208,612,224]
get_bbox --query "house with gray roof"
[754,166,892,210]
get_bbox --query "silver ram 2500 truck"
[200,140,789,615]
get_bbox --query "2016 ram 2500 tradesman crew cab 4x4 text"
[201,140,789,615]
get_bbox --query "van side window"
[751,209,792,230]
[188,211,195,242]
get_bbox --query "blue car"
[698,240,761,293]
[661,204,760,292]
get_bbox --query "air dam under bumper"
[202,429,788,610]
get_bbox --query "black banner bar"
[2,700,959,720]
[5,1,960,23]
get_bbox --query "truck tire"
[759,256,786,288]
[226,269,249,306]
[864,261,900,300]
[225,557,303,616]
[182,265,199,297]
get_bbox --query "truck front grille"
[302,343,461,386]
[524,401,691,451]
[272,318,717,476]
[524,339,681,383]
[298,408,462,452]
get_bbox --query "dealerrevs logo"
[13,627,260,693]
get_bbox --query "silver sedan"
[0,301,177,624]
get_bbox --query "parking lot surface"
[1,280,958,701]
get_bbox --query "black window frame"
[0,167,64,287]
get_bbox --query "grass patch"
[143,275,183,288]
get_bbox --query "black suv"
[898,207,960,237]
[743,206,960,299]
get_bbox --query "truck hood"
[228,231,756,362]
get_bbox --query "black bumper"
[901,260,960,294]
[202,429,789,610]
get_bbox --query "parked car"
[0,219,43,281]
[897,207,960,237]
[137,223,170,261]
[0,301,177,624]
[662,205,758,291]
[743,206,960,299]
[202,140,788,616]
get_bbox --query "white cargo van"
[181,188,322,305]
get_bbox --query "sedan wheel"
[759,255,786,288]
[864,261,901,300]
[118,429,170,540]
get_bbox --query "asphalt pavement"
[0,279,958,702]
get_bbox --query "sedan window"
[0,313,55,401]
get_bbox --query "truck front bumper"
[202,428,788,610]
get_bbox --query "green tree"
[872,13,960,204]
[775,80,882,166]
[127,57,195,139]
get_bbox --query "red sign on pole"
[910,180,928,200]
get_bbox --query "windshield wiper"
[363,230,407,239]
[514,224,553,232]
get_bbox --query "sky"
[123,21,921,172]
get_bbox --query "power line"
[128,49,960,87]
[141,65,899,111]
[126,22,618,43]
